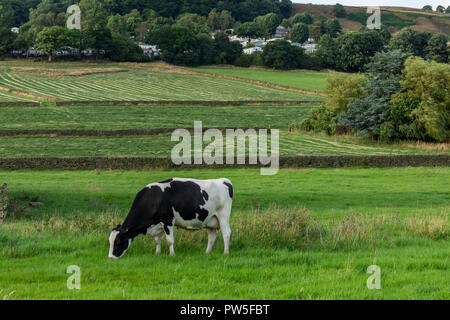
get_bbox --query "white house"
[243,47,263,55]
[11,27,19,33]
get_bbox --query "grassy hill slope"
[293,3,450,35]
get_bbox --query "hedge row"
[53,100,322,107]
[0,100,322,107]
[0,101,40,107]
[0,127,274,137]
[0,155,447,170]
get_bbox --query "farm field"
[194,66,329,92]
[0,90,35,102]
[0,62,323,102]
[0,168,448,299]
[0,132,446,158]
[0,104,317,130]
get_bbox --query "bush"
[300,105,337,135]
[325,73,367,114]
[233,54,253,67]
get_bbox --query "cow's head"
[108,225,133,259]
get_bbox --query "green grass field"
[0,62,322,102]
[0,60,448,300]
[194,67,329,92]
[0,132,444,158]
[0,104,317,130]
[0,168,448,299]
[0,90,35,102]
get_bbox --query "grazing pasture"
[0,168,448,299]
[194,67,330,92]
[0,60,448,300]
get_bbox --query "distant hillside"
[293,3,450,35]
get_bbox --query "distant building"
[139,44,160,57]
[243,47,263,55]
[11,27,19,33]
[274,26,289,39]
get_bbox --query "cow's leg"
[218,205,232,255]
[154,235,162,255]
[206,228,218,254]
[218,217,231,255]
[164,225,175,256]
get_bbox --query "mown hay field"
[194,66,330,92]
[0,62,323,102]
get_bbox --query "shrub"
[233,54,253,67]
[262,39,306,70]
[300,105,337,135]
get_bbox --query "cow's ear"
[120,226,130,234]
[113,225,121,231]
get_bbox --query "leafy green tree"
[176,13,209,35]
[207,9,234,31]
[323,19,341,38]
[309,19,325,40]
[254,13,282,38]
[446,6,450,13]
[290,23,309,43]
[214,32,242,64]
[0,0,15,55]
[35,26,79,61]
[235,21,262,38]
[79,0,112,55]
[426,33,449,63]
[339,51,410,136]
[107,14,129,39]
[335,29,384,72]
[389,28,432,58]
[316,34,337,69]
[422,5,433,11]
[388,57,450,142]
[196,33,216,65]
[262,39,306,69]
[333,3,347,18]
[436,5,445,13]
[125,9,142,37]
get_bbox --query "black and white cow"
[108,178,233,258]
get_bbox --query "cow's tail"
[221,178,233,200]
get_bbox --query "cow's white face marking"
[108,230,132,259]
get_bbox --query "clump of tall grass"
[0,207,447,258]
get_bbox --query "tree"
[125,9,142,37]
[262,39,306,69]
[235,21,262,38]
[290,23,309,44]
[107,14,129,39]
[35,26,79,61]
[436,5,445,13]
[426,33,449,63]
[316,34,337,69]
[422,5,433,11]
[79,0,112,56]
[388,28,432,58]
[339,51,410,136]
[176,13,209,35]
[254,13,282,38]
[309,20,325,41]
[333,3,347,18]
[382,57,450,142]
[446,6,450,13]
[335,29,384,72]
[323,19,341,38]
[0,0,15,55]
[214,32,242,64]
[207,9,234,31]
